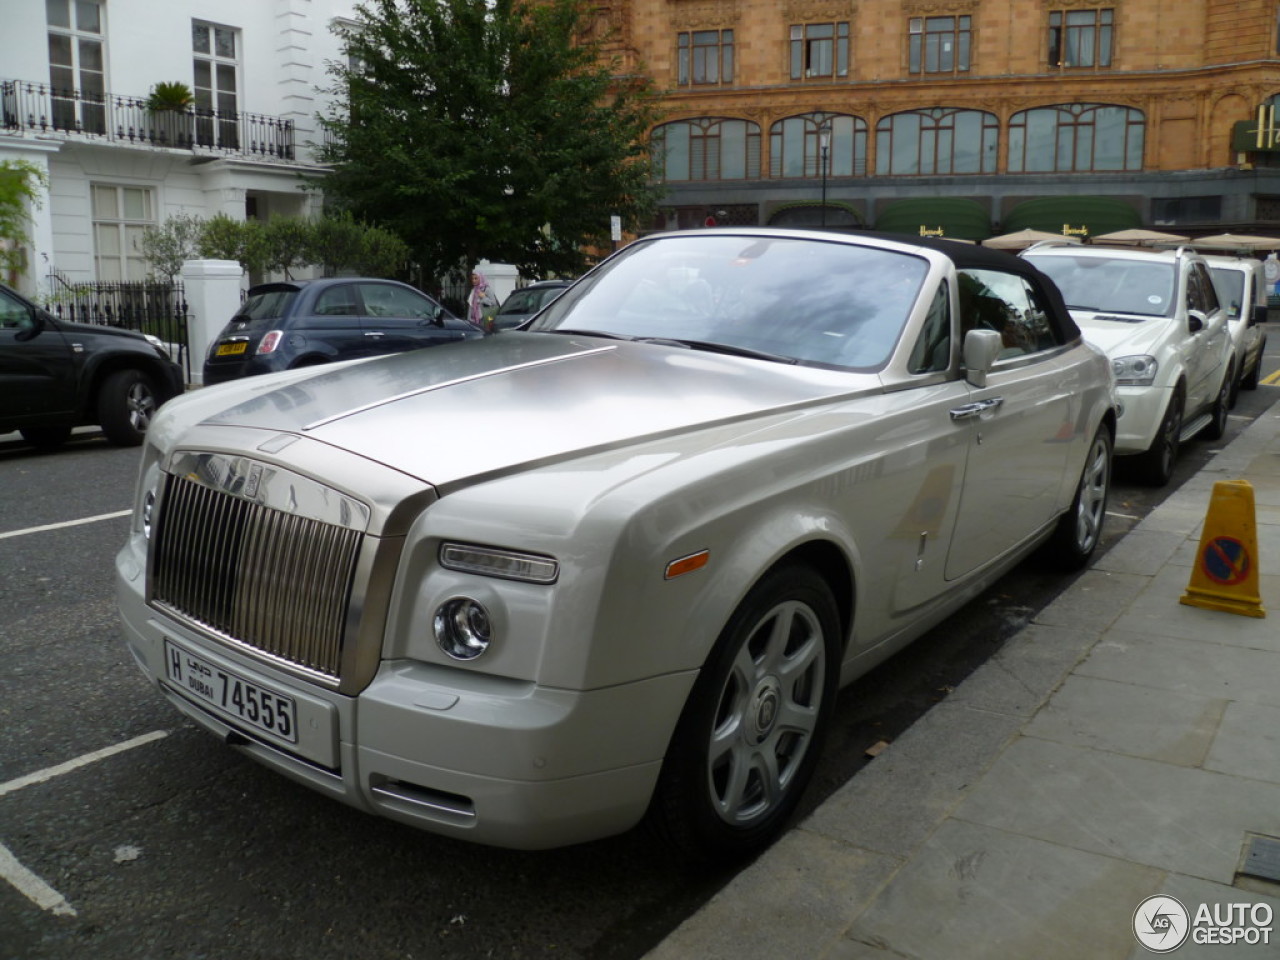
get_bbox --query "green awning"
[1001,196,1141,239]
[873,198,992,241]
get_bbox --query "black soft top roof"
[854,231,1082,342]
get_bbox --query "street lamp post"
[819,125,831,227]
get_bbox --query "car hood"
[186,332,870,487]
[1071,311,1172,359]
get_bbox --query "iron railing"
[2,79,296,161]
[48,274,191,382]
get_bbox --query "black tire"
[19,425,72,449]
[646,563,841,865]
[1201,364,1233,442]
[1132,390,1182,487]
[1043,424,1112,571]
[98,369,158,446]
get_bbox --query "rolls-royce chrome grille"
[150,460,368,683]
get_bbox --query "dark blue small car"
[203,277,483,384]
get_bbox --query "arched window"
[1008,103,1144,173]
[769,113,867,178]
[874,108,998,176]
[651,118,761,181]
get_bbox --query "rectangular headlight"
[439,542,560,584]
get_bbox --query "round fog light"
[434,597,493,660]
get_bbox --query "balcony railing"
[2,79,296,162]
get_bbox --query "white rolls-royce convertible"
[116,228,1116,862]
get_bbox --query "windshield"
[1209,268,1245,320]
[530,235,928,370]
[1026,254,1175,318]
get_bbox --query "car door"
[944,268,1076,581]
[356,281,466,354]
[1182,261,1229,414]
[0,289,78,424]
[305,283,370,361]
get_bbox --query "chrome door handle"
[949,397,1004,421]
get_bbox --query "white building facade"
[1,0,359,297]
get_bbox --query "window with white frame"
[47,0,105,134]
[192,21,240,148]
[92,185,153,282]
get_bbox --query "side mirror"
[430,306,447,327]
[1252,304,1268,328]
[1187,309,1206,334]
[13,307,45,342]
[963,328,1002,388]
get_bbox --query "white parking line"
[0,731,168,918]
[0,731,169,799]
[0,509,130,541]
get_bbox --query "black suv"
[203,277,483,384]
[0,282,185,449]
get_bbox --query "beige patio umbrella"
[1092,228,1189,245]
[981,228,1083,251]
[1191,233,1280,251]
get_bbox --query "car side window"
[358,282,437,319]
[1187,263,1220,314]
[907,282,951,374]
[314,286,360,316]
[0,287,32,330]
[957,268,1059,360]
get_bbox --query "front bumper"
[116,543,692,850]
[1113,384,1173,456]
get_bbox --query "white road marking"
[0,509,130,541]
[0,731,168,917]
[0,731,168,799]
[0,842,76,916]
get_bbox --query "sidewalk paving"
[647,402,1280,960]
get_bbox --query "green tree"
[139,212,203,279]
[318,0,663,282]
[0,160,49,281]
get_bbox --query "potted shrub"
[146,81,194,147]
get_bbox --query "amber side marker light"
[665,550,710,580]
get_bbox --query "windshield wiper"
[543,328,637,341]
[636,337,798,365]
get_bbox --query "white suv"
[1203,254,1268,405]
[1023,244,1233,485]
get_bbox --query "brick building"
[600,0,1280,239]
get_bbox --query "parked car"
[117,229,1115,862]
[203,277,482,384]
[490,279,572,330]
[1203,254,1269,404]
[1022,243,1233,486]
[0,281,184,448]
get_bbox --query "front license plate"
[164,640,297,743]
[216,341,247,356]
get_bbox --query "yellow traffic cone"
[1180,479,1266,618]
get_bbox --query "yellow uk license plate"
[216,341,248,356]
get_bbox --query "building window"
[47,0,105,134]
[909,16,971,74]
[1008,103,1143,172]
[790,22,849,80]
[92,185,153,282]
[770,113,867,178]
[193,21,240,149]
[652,119,761,181]
[1048,8,1113,68]
[678,30,734,86]
[876,108,997,175]
[1152,196,1223,225]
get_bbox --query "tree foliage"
[0,160,49,279]
[318,0,664,282]
[139,212,203,279]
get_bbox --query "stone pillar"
[181,259,245,385]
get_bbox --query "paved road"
[2,345,1278,960]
